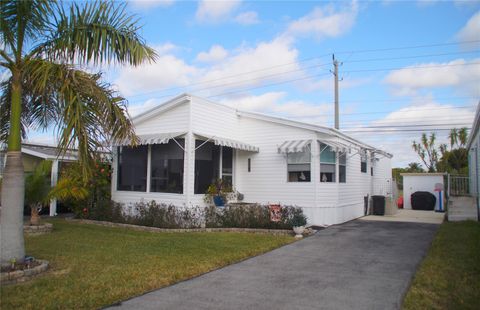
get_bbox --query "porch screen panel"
[150,139,184,193]
[117,145,148,191]
[222,147,233,186]
[194,140,220,194]
[320,143,336,182]
[287,149,311,182]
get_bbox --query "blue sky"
[29,0,480,167]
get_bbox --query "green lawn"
[1,219,294,309]
[403,221,480,310]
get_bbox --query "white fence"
[448,175,473,197]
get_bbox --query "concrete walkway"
[107,220,438,310]
[361,209,445,224]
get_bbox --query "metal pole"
[333,55,339,129]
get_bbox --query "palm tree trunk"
[0,68,25,265]
[0,151,25,264]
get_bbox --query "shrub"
[87,200,307,230]
[205,204,306,229]
[87,200,203,229]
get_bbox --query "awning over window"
[319,140,350,153]
[278,140,311,153]
[195,133,259,152]
[121,132,186,145]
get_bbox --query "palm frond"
[37,0,157,66]
[0,0,53,59]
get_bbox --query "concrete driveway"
[107,220,438,310]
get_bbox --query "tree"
[437,127,469,175]
[407,162,424,173]
[25,160,52,226]
[392,162,424,190]
[0,0,156,264]
[412,133,439,172]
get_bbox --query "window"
[339,153,346,183]
[194,140,220,194]
[150,140,184,193]
[371,167,373,176]
[320,143,336,182]
[360,151,367,173]
[287,148,311,182]
[117,145,148,191]
[248,158,251,172]
[222,146,233,186]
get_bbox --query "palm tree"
[0,0,156,264]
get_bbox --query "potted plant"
[290,211,307,238]
[204,179,233,207]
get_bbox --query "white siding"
[190,97,239,138]
[134,101,190,135]
[111,100,191,206]
[111,94,393,226]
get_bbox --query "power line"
[341,123,472,129]
[333,40,480,55]
[342,127,472,133]
[343,50,479,64]
[124,43,480,100]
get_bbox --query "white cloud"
[128,0,175,9]
[220,92,331,125]
[195,37,300,95]
[153,42,178,55]
[114,37,300,98]
[196,0,241,23]
[127,98,166,117]
[384,58,480,96]
[115,53,197,96]
[195,45,228,63]
[456,10,480,50]
[235,11,260,25]
[283,1,358,40]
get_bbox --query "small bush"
[205,204,305,229]
[87,200,203,229]
[87,200,306,230]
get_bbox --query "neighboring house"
[0,143,78,215]
[467,102,480,218]
[111,94,392,226]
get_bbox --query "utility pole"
[332,54,342,130]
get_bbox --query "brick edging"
[0,260,49,286]
[66,219,293,235]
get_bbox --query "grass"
[1,218,294,309]
[403,221,480,310]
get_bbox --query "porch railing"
[448,175,472,197]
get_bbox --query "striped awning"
[120,132,186,145]
[319,140,350,153]
[196,133,259,152]
[278,140,311,153]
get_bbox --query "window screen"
[117,145,148,191]
[287,148,311,182]
[150,140,184,193]
[339,153,346,183]
[320,143,336,182]
[194,140,220,194]
[361,151,367,173]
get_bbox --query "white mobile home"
[111,94,392,225]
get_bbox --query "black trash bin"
[372,195,386,215]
